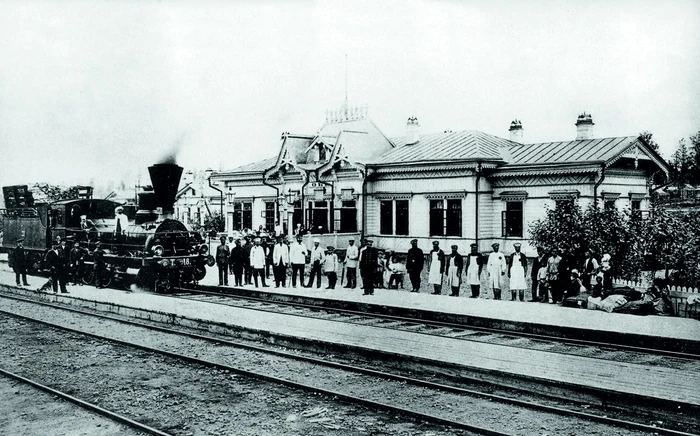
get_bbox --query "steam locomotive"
[0,163,213,292]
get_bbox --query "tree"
[33,183,81,202]
[191,212,225,236]
[639,130,660,153]
[528,200,585,258]
[690,131,700,186]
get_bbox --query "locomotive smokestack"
[148,163,183,216]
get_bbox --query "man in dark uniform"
[69,241,85,285]
[406,239,424,293]
[12,238,30,286]
[57,239,69,293]
[45,240,68,293]
[93,242,108,288]
[359,239,378,295]
[530,246,547,301]
[243,236,253,285]
[230,238,245,287]
[215,236,230,286]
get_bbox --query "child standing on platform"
[322,246,339,289]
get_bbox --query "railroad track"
[173,285,700,364]
[0,290,697,436]
[0,366,171,436]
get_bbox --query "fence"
[612,278,699,318]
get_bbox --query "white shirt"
[290,241,307,264]
[310,245,324,263]
[114,213,129,234]
[249,245,266,269]
[322,253,338,272]
[345,244,359,268]
[273,243,290,266]
[487,251,506,274]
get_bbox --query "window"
[604,199,616,210]
[501,201,523,237]
[339,200,357,233]
[318,145,327,161]
[292,201,302,231]
[429,199,462,237]
[395,200,409,235]
[631,200,641,210]
[555,199,574,210]
[307,201,328,233]
[233,202,252,230]
[380,201,393,235]
[264,202,275,231]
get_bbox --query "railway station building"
[210,108,669,256]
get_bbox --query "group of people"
[213,235,617,303]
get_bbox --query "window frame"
[501,201,523,238]
[429,198,462,237]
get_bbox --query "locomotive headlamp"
[159,259,171,268]
[152,245,164,257]
[199,244,209,255]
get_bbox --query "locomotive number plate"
[181,258,190,266]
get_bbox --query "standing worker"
[343,237,359,289]
[272,235,290,288]
[12,238,30,287]
[427,241,445,295]
[92,242,107,289]
[322,246,339,289]
[113,206,129,254]
[445,245,463,297]
[249,237,268,287]
[465,243,483,298]
[289,235,308,289]
[305,238,324,289]
[508,243,528,301]
[359,240,378,295]
[406,239,424,293]
[530,246,547,302]
[229,238,245,287]
[215,236,230,286]
[486,243,506,300]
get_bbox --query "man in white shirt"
[289,235,308,288]
[486,243,507,300]
[344,237,359,289]
[305,238,324,288]
[114,206,129,254]
[249,238,269,288]
[322,246,339,289]
[272,235,290,288]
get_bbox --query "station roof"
[508,136,638,165]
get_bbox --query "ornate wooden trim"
[425,192,467,200]
[493,173,593,187]
[601,191,621,199]
[499,191,528,202]
[374,193,413,200]
[548,189,580,200]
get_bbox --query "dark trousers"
[265,261,272,279]
[232,266,243,286]
[291,264,305,287]
[306,261,322,288]
[345,267,357,288]
[549,279,562,302]
[408,270,421,291]
[326,272,337,289]
[273,262,287,287]
[470,285,480,297]
[252,268,266,287]
[581,275,592,292]
[360,268,374,294]
[218,265,228,285]
[51,269,68,293]
[14,269,28,286]
[388,274,402,289]
[244,265,253,284]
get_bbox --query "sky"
[0,0,698,192]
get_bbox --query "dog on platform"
[37,279,53,293]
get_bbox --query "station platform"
[1,266,700,414]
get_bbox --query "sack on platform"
[598,294,627,313]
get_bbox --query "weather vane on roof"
[324,54,368,123]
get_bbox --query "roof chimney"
[406,116,420,145]
[575,112,595,140]
[509,119,523,143]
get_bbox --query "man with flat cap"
[113,206,129,254]
[272,235,290,288]
[45,239,68,293]
[343,237,359,289]
[216,236,230,286]
[12,238,30,287]
[359,239,378,295]
[445,245,464,297]
[428,241,445,295]
[406,239,424,293]
[509,243,528,301]
[92,242,108,288]
[487,243,506,300]
[305,237,324,288]
[465,243,483,298]
[230,238,245,286]
[289,235,308,289]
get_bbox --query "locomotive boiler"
[1,163,212,292]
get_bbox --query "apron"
[487,253,503,288]
[510,259,527,290]
[446,257,461,288]
[428,251,442,285]
[466,255,480,286]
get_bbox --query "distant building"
[174,169,224,228]
[211,108,669,255]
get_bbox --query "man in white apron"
[487,243,506,300]
[428,241,445,295]
[445,245,463,297]
[508,242,528,301]
[465,243,483,298]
